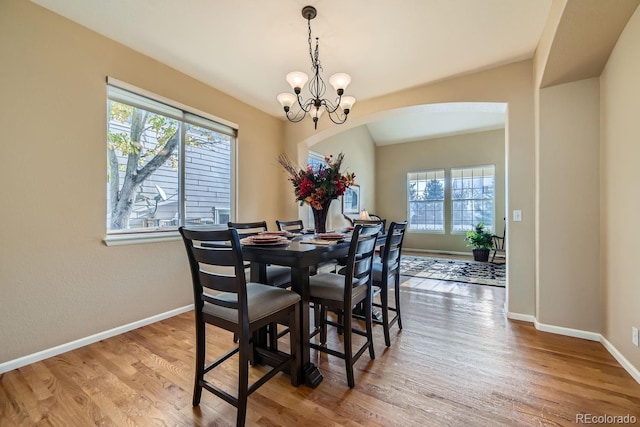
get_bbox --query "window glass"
[451,165,495,233]
[106,84,235,234]
[407,169,445,232]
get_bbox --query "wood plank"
[1,276,640,426]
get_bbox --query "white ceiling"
[31,0,552,144]
[367,103,507,146]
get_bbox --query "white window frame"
[407,169,445,233]
[104,78,237,246]
[451,165,495,234]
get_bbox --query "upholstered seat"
[371,221,407,347]
[307,273,363,302]
[308,224,378,388]
[202,282,301,323]
[179,227,300,427]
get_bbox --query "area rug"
[400,255,506,287]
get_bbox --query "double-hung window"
[106,79,236,237]
[451,165,495,233]
[407,169,445,232]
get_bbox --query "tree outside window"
[451,165,495,233]
[407,170,445,232]
[106,84,234,233]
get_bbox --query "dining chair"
[228,221,291,288]
[371,221,407,347]
[179,227,300,427]
[275,219,304,233]
[354,218,387,233]
[491,220,506,263]
[228,220,294,349]
[277,218,336,276]
[308,224,378,388]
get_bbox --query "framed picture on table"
[342,185,360,214]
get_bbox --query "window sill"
[103,230,181,246]
[408,229,445,235]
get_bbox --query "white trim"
[506,311,536,323]
[3,302,639,386]
[106,76,238,131]
[403,248,470,256]
[0,305,193,374]
[534,319,601,342]
[103,231,181,246]
[601,336,640,384]
[506,313,639,384]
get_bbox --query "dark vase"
[312,200,332,234]
[472,248,490,262]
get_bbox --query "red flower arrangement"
[278,152,356,210]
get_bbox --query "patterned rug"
[400,255,506,287]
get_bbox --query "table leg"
[290,266,323,388]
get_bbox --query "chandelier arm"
[297,96,315,112]
[279,5,354,129]
[285,108,308,123]
[321,97,342,115]
[326,109,348,125]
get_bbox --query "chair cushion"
[309,273,366,303]
[202,282,300,324]
[266,265,292,288]
[371,262,383,283]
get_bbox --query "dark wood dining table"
[241,235,351,387]
[241,230,387,387]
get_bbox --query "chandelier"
[277,6,356,130]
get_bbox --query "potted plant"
[464,223,494,262]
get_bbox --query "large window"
[451,165,495,233]
[407,169,445,232]
[106,80,236,235]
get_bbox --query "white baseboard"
[506,311,536,323]
[403,248,470,256]
[534,320,601,342]
[0,305,194,374]
[601,336,640,384]
[507,311,639,384]
[4,303,638,387]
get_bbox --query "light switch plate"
[633,327,639,347]
[513,210,522,222]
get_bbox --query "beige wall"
[283,61,536,316]
[600,6,640,368]
[3,0,639,378]
[308,125,377,231]
[0,0,285,363]
[376,129,506,253]
[538,78,600,331]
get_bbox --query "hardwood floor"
[2,274,639,426]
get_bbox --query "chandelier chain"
[277,5,355,129]
[308,17,314,65]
